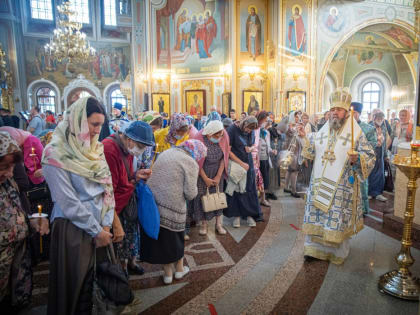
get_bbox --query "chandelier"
[44,1,95,64]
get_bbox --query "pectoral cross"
[315,132,328,145]
[340,133,351,146]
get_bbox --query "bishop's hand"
[347,151,359,164]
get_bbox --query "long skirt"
[140,226,184,265]
[224,157,261,219]
[47,218,94,315]
[268,165,281,195]
[368,146,385,197]
[115,214,139,260]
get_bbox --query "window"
[30,0,53,20]
[104,0,117,26]
[69,0,90,24]
[110,88,127,109]
[362,82,381,114]
[36,87,56,113]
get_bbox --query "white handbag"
[201,186,227,212]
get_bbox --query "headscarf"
[185,115,194,126]
[0,127,31,146]
[0,131,20,157]
[288,111,296,125]
[137,111,161,124]
[178,139,207,163]
[42,97,115,219]
[202,120,224,136]
[222,118,233,129]
[205,111,221,126]
[238,116,258,131]
[166,113,188,145]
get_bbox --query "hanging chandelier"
[44,1,95,64]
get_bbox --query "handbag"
[26,182,50,201]
[92,245,134,315]
[384,159,394,192]
[201,186,227,212]
[137,180,160,240]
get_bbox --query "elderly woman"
[224,116,261,228]
[137,111,163,170]
[190,120,230,235]
[43,97,117,315]
[141,140,206,284]
[0,126,44,185]
[0,132,49,312]
[154,113,189,153]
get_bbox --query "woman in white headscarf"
[190,120,231,235]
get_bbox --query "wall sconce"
[285,66,306,88]
[239,66,267,82]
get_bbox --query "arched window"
[36,87,56,113]
[69,0,90,24]
[30,0,53,20]
[362,82,381,114]
[110,88,127,109]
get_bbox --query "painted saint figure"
[158,97,165,113]
[190,15,198,55]
[189,94,203,116]
[288,6,306,56]
[175,9,188,51]
[246,6,262,61]
[181,17,192,52]
[205,11,217,52]
[196,15,210,58]
[247,95,260,115]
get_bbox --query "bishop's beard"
[329,116,346,131]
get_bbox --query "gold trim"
[302,220,364,244]
[304,245,345,265]
[301,137,313,160]
[360,154,368,180]
[311,236,340,248]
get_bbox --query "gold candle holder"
[378,144,420,300]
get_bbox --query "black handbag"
[26,182,50,201]
[92,245,134,314]
[384,159,394,192]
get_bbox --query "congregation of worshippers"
[0,88,415,312]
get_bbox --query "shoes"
[247,216,256,227]
[233,217,240,228]
[216,224,227,235]
[128,264,145,275]
[284,188,292,194]
[199,223,208,236]
[174,266,190,280]
[304,255,320,262]
[255,216,265,222]
[163,275,173,284]
[376,194,388,202]
[267,193,278,200]
[184,234,190,241]
[291,192,300,198]
[260,199,271,207]
[368,196,372,200]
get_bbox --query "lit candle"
[350,106,354,151]
[38,205,43,254]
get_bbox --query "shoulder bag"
[201,186,227,212]
[92,244,134,315]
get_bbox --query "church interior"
[1,0,420,314]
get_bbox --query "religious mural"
[152,93,171,116]
[286,3,307,57]
[185,89,206,116]
[320,5,348,36]
[24,37,131,90]
[240,1,265,63]
[156,0,229,74]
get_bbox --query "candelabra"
[44,1,95,64]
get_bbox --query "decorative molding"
[26,78,62,113]
[62,74,102,110]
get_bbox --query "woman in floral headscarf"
[137,111,163,170]
[42,97,118,315]
[141,140,206,285]
[154,113,189,153]
[0,132,49,312]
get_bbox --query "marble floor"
[24,191,420,315]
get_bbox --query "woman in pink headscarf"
[0,126,44,184]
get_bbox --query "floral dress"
[189,137,224,222]
[0,179,32,307]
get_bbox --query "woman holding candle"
[0,132,49,312]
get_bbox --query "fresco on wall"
[156,0,229,74]
[285,3,307,57]
[240,0,265,64]
[320,5,348,36]
[24,37,130,90]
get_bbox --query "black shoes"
[284,188,292,194]
[266,193,278,200]
[128,264,145,275]
[291,192,300,198]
